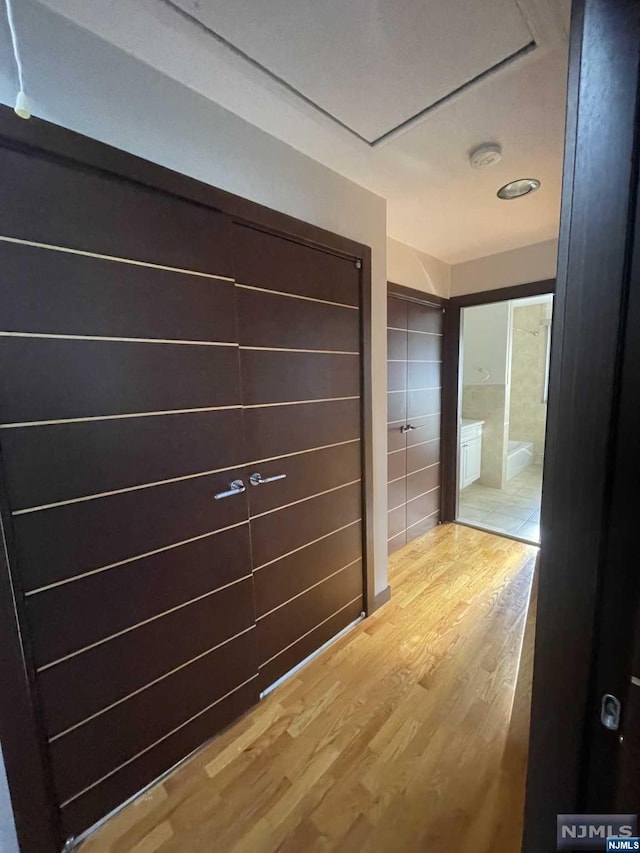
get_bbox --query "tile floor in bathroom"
[458,464,542,543]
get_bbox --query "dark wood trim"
[449,277,555,308]
[440,278,556,523]
[584,140,640,812]
[0,447,63,851]
[387,281,448,307]
[440,305,462,522]
[524,0,640,848]
[0,104,374,850]
[372,585,391,611]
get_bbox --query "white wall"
[387,237,451,298]
[462,302,511,386]
[0,746,18,853]
[451,239,558,296]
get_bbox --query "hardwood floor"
[80,523,537,853]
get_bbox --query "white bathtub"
[507,440,534,480]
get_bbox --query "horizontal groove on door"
[26,525,251,668]
[388,530,407,554]
[247,441,361,517]
[235,284,358,311]
[387,449,407,483]
[406,415,441,446]
[407,389,441,420]
[408,329,442,361]
[406,511,439,539]
[254,522,362,617]
[388,505,406,539]
[237,286,360,352]
[387,478,406,513]
[0,331,237,347]
[243,397,360,461]
[258,563,363,664]
[387,361,407,393]
[388,327,442,337]
[407,465,440,502]
[407,488,441,531]
[387,328,408,361]
[38,575,252,673]
[49,630,257,805]
[243,396,359,409]
[60,678,257,838]
[250,480,360,521]
[0,406,241,430]
[258,559,361,620]
[14,471,250,591]
[387,391,406,423]
[408,302,443,334]
[0,239,237,340]
[258,597,362,691]
[387,295,408,330]
[240,350,359,406]
[233,223,360,307]
[0,147,234,277]
[408,440,441,475]
[38,578,256,738]
[0,338,241,424]
[408,361,441,390]
[0,236,234,282]
[251,481,361,569]
[2,409,246,511]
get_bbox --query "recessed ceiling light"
[497,178,541,200]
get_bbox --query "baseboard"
[372,585,391,612]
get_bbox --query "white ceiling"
[170,0,534,143]
[35,0,571,263]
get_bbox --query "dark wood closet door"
[0,147,258,840]
[234,224,364,691]
[387,294,443,554]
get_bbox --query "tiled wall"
[509,304,549,462]
[461,383,509,488]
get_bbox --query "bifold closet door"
[0,148,258,839]
[234,224,364,691]
[387,294,443,554]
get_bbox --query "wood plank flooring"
[80,523,537,853]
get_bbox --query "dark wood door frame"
[387,280,448,308]
[524,0,640,848]
[0,107,374,852]
[440,278,556,522]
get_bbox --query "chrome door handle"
[249,472,287,486]
[214,479,246,500]
[400,424,418,433]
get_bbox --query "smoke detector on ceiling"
[469,143,502,169]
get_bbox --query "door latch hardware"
[600,693,621,731]
[214,479,246,500]
[249,472,287,486]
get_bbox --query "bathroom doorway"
[454,291,553,544]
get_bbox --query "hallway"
[81,524,537,853]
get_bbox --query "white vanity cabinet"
[460,419,484,489]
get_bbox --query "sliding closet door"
[387,294,443,554]
[234,224,364,691]
[0,148,258,839]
